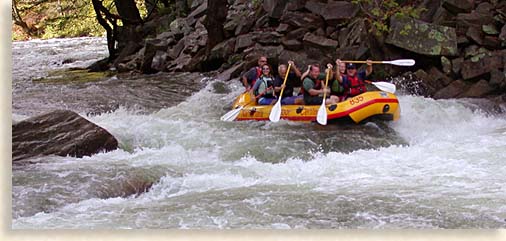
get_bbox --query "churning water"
[11,38,506,228]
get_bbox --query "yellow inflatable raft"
[230,91,400,123]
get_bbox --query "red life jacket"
[346,74,366,97]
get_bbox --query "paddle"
[220,104,247,122]
[316,67,331,125]
[344,59,415,66]
[269,63,292,122]
[365,80,396,94]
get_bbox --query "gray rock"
[281,38,303,51]
[304,1,359,24]
[276,23,290,34]
[263,0,289,19]
[278,50,318,71]
[434,80,471,99]
[141,38,170,73]
[489,69,506,88]
[285,28,308,41]
[429,66,453,87]
[303,32,338,51]
[12,110,118,163]
[151,50,168,71]
[461,55,503,80]
[235,13,256,35]
[168,38,186,60]
[442,0,473,14]
[209,38,236,60]
[456,12,495,28]
[281,11,323,30]
[459,79,495,98]
[500,25,506,42]
[216,63,245,81]
[235,34,254,52]
[483,36,501,49]
[386,17,458,56]
[475,2,493,14]
[452,57,464,74]
[285,0,306,11]
[254,31,283,45]
[482,24,499,35]
[466,27,484,45]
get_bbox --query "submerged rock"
[12,110,118,163]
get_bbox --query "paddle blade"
[220,106,244,122]
[385,59,415,66]
[371,81,396,94]
[316,103,327,125]
[269,101,282,122]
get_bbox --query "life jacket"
[330,76,345,95]
[345,74,366,97]
[255,75,275,98]
[250,67,262,87]
[302,76,322,99]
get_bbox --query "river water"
[11,37,506,229]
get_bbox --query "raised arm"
[335,59,343,83]
[300,65,311,81]
[288,60,302,78]
[365,59,373,76]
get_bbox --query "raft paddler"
[335,59,373,98]
[241,56,268,91]
[273,60,304,105]
[301,64,339,105]
[251,64,277,105]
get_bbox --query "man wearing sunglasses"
[241,56,268,91]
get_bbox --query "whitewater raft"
[230,91,400,123]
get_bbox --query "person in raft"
[252,64,277,105]
[335,59,373,98]
[301,63,339,105]
[329,59,347,101]
[273,60,304,105]
[241,55,268,91]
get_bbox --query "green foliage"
[12,0,151,40]
[353,0,425,37]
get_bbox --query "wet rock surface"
[12,110,118,163]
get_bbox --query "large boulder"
[141,38,170,74]
[456,12,495,29]
[386,17,458,56]
[12,110,118,163]
[460,54,503,80]
[433,80,471,99]
[459,79,496,98]
[304,1,359,25]
[442,0,473,14]
[280,11,324,30]
[253,31,283,45]
[302,32,338,51]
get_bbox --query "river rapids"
[11,37,506,229]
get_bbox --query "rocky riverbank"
[94,0,505,102]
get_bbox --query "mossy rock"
[386,16,458,56]
[33,69,115,84]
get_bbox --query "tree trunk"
[204,0,228,54]
[114,0,142,25]
[91,0,117,59]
